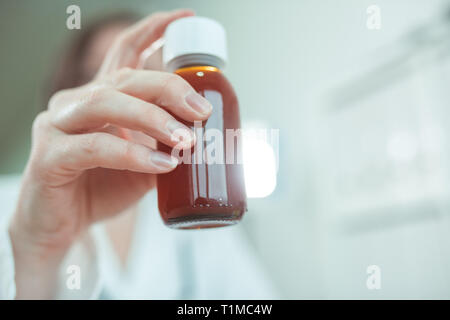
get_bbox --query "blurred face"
[80,22,129,81]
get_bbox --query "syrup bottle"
[157,16,247,229]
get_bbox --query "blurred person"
[0,9,276,299]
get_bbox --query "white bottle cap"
[163,16,228,72]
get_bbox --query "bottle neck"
[175,65,221,76]
[166,54,225,73]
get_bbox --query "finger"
[98,9,194,75]
[137,37,164,70]
[109,68,212,121]
[123,10,193,53]
[48,132,178,174]
[50,86,195,149]
[98,126,158,150]
[125,130,158,149]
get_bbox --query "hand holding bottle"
[9,9,213,299]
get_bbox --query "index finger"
[98,9,194,76]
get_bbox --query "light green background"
[1,0,450,298]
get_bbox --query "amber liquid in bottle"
[156,65,247,229]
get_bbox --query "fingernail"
[151,152,178,169]
[166,119,195,147]
[185,91,212,115]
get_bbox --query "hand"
[9,9,212,299]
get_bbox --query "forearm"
[8,217,69,299]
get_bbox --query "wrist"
[9,209,73,261]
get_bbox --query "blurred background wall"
[1,0,450,298]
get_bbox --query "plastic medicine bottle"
[157,16,247,229]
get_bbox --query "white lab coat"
[0,174,277,299]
